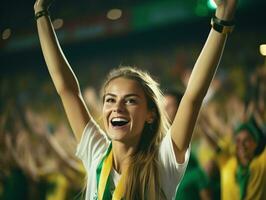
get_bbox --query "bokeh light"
[107,8,122,20]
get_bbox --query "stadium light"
[259,44,266,56]
[107,9,122,20]
[2,28,12,40]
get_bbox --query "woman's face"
[103,77,153,146]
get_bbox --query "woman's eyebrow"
[104,93,116,98]
[124,94,141,98]
[104,93,141,98]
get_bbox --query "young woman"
[33,0,237,199]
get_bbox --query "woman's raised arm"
[34,0,91,141]
[171,0,238,162]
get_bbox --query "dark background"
[1,0,266,90]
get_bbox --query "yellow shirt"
[245,148,266,200]
[221,148,266,200]
[221,157,239,200]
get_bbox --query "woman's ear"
[146,109,156,124]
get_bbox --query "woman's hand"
[214,0,238,21]
[34,0,54,13]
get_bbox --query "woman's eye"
[125,99,137,104]
[105,98,115,103]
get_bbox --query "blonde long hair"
[102,66,170,200]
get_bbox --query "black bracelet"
[211,16,235,34]
[35,10,49,20]
[212,16,235,26]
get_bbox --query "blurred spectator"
[221,117,265,200]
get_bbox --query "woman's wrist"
[34,10,49,20]
[211,17,234,34]
[212,3,237,34]
[34,8,46,15]
[211,15,235,34]
[34,2,50,20]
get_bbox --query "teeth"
[111,118,128,123]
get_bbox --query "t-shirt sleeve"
[158,129,191,199]
[75,119,110,169]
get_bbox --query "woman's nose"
[113,100,125,113]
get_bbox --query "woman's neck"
[112,141,137,174]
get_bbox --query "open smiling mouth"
[111,118,129,127]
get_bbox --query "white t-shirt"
[76,120,190,200]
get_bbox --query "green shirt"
[175,153,209,200]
